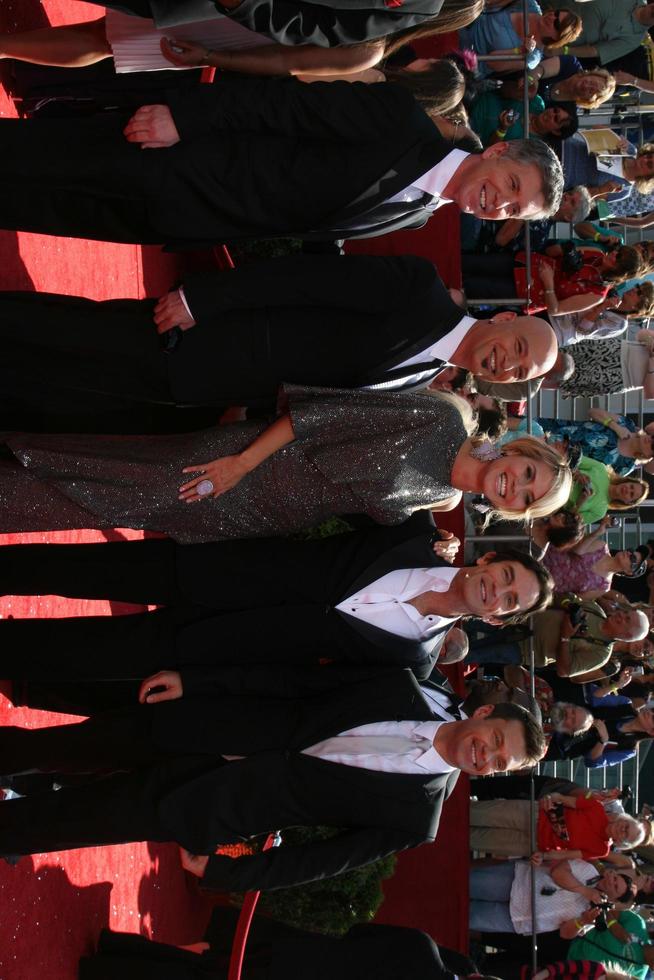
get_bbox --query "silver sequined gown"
[0,386,467,543]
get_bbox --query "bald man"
[0,253,557,433]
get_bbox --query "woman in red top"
[470,792,644,860]
[513,244,642,315]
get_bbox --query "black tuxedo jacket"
[150,662,462,889]
[170,511,454,678]
[1,76,479,247]
[158,76,479,245]
[120,0,448,49]
[169,253,465,402]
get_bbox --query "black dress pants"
[0,709,224,855]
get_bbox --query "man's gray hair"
[502,138,564,219]
[546,350,575,385]
[570,185,592,223]
[550,701,593,735]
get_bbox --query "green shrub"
[233,826,397,934]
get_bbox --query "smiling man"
[0,513,553,721]
[0,661,545,887]
[0,74,563,249]
[0,253,558,433]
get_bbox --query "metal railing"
[468,36,654,969]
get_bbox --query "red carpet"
[0,7,468,976]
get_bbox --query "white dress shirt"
[335,565,459,639]
[302,682,464,774]
[366,311,476,392]
[387,148,469,206]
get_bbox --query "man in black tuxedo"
[0,253,558,431]
[0,662,545,886]
[80,915,481,980]
[93,0,472,48]
[0,75,563,247]
[1,514,553,716]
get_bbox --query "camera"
[561,241,584,274]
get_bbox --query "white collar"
[412,148,470,201]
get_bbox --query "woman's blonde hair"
[546,11,583,48]
[492,437,573,523]
[426,392,572,523]
[575,68,616,109]
[609,473,650,509]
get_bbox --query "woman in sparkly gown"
[0,387,571,543]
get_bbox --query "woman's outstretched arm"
[161,36,383,77]
[178,414,295,502]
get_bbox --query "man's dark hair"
[484,548,554,623]
[553,101,579,141]
[547,509,583,548]
[486,702,546,766]
[476,401,508,441]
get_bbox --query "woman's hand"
[432,530,461,563]
[498,109,516,132]
[561,616,581,640]
[153,289,196,334]
[538,262,555,287]
[523,35,537,53]
[138,670,183,704]
[160,37,211,67]
[580,907,601,926]
[617,136,631,154]
[179,848,210,877]
[179,454,250,502]
[530,851,544,866]
[540,791,565,811]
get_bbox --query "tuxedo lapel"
[320,139,444,230]
[361,359,445,390]
[343,534,442,598]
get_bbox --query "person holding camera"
[465,598,649,676]
[470,789,646,860]
[470,855,636,936]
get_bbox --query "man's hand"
[154,289,196,334]
[124,105,181,149]
[179,848,209,877]
[595,180,624,198]
[592,719,609,743]
[432,529,461,563]
[530,851,544,866]
[439,626,469,664]
[560,616,581,640]
[582,886,606,904]
[138,670,183,704]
